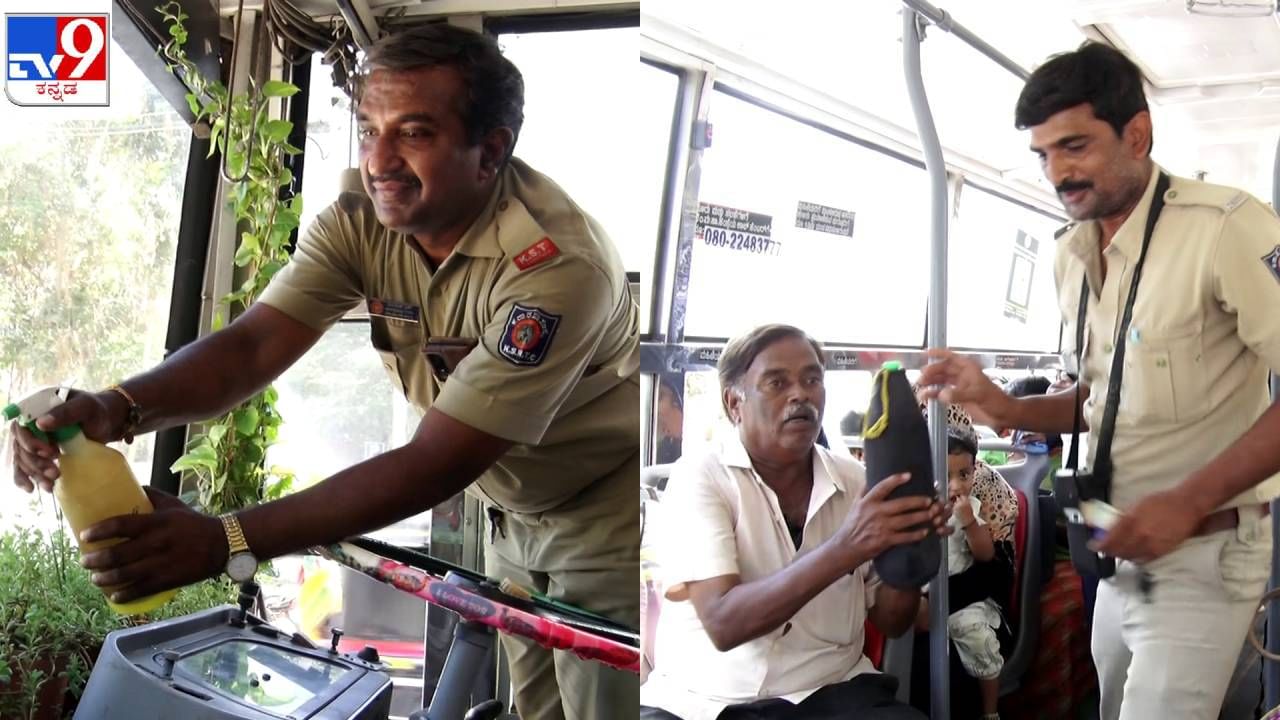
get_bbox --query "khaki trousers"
[1093,509,1271,720]
[485,456,640,720]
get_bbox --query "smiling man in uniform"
[10,24,638,720]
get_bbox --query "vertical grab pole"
[1267,134,1280,712]
[902,8,950,719]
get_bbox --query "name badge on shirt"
[367,298,420,323]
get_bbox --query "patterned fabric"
[909,384,1019,543]
[973,460,1018,544]
[949,600,1005,680]
[999,561,1098,719]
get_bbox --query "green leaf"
[260,260,284,280]
[184,92,200,116]
[207,424,228,447]
[281,142,303,156]
[277,167,294,188]
[262,80,300,98]
[212,312,226,331]
[171,443,217,473]
[263,119,293,142]
[233,407,260,436]
[264,386,279,404]
[226,148,246,179]
[233,240,256,267]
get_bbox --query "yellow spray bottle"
[3,387,177,615]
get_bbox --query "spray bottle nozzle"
[4,388,80,443]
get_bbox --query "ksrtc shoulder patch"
[498,304,561,366]
[513,237,560,271]
[1263,245,1280,285]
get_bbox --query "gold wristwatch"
[220,514,258,582]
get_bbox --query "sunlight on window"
[0,40,189,530]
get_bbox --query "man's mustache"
[784,404,819,423]
[369,174,420,186]
[1056,180,1093,195]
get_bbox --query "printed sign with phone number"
[696,202,778,256]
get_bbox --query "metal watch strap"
[220,514,251,555]
[105,384,141,444]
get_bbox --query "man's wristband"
[105,384,142,444]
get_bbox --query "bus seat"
[640,463,675,684]
[992,453,1051,497]
[643,463,676,493]
[864,618,885,668]
[1000,485,1042,696]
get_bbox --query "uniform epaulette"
[1054,223,1075,240]
[1163,179,1250,214]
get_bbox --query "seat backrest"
[863,618,886,669]
[1010,488,1029,616]
[992,453,1052,497]
[642,463,676,493]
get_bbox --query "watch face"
[227,552,257,582]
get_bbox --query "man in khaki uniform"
[920,43,1280,719]
[10,23,637,720]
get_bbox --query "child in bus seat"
[932,428,1007,720]
[916,404,1013,717]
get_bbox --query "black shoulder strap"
[1068,172,1171,500]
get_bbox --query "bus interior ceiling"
[641,0,1279,215]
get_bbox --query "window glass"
[299,55,357,233]
[633,63,679,333]
[0,39,190,529]
[263,322,426,713]
[499,29,650,274]
[685,90,930,344]
[947,184,1063,352]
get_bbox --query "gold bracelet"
[105,384,141,444]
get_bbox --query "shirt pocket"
[369,316,423,394]
[805,572,862,647]
[1120,323,1207,424]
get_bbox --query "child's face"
[947,451,975,501]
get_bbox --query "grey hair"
[717,324,824,418]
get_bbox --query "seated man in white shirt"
[640,324,949,720]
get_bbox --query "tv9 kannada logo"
[5,14,109,106]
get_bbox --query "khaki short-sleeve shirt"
[259,158,639,513]
[1054,167,1280,510]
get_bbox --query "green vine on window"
[158,2,298,514]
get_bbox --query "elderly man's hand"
[833,473,952,571]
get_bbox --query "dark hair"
[947,434,977,459]
[718,324,824,417]
[839,410,864,437]
[359,24,524,159]
[1006,375,1051,399]
[1015,42,1152,154]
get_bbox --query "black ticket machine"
[74,603,392,720]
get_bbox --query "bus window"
[947,184,1063,353]
[498,29,649,274]
[685,89,930,345]
[0,39,191,530]
[634,63,680,335]
[299,54,358,232]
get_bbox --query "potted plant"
[0,524,238,719]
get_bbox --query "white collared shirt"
[640,435,879,720]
